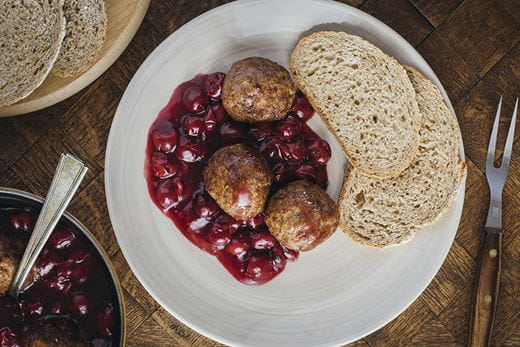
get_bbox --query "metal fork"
[469,97,518,347]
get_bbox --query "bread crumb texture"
[339,66,465,248]
[0,0,66,106]
[290,31,421,178]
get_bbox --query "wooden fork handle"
[469,228,502,347]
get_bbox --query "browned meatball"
[266,180,338,251]
[222,57,296,122]
[23,317,86,347]
[203,144,272,220]
[0,232,36,295]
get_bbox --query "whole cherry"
[219,121,246,144]
[70,292,90,315]
[274,114,301,141]
[9,210,33,232]
[37,249,59,276]
[250,231,277,250]
[293,162,318,182]
[207,104,229,125]
[98,304,115,338]
[282,140,306,164]
[182,84,209,113]
[20,298,44,317]
[151,152,178,179]
[175,142,207,163]
[72,260,90,284]
[193,194,220,218]
[204,72,226,100]
[260,138,288,162]
[208,227,231,247]
[212,214,241,234]
[306,137,331,166]
[152,126,178,153]
[155,178,184,210]
[249,122,273,142]
[271,244,288,272]
[272,163,290,183]
[292,96,315,121]
[48,227,75,249]
[182,115,206,138]
[246,253,275,281]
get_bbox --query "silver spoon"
[8,153,87,298]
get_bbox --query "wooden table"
[0,0,518,345]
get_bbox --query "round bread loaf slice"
[339,66,466,248]
[0,0,66,107]
[53,0,107,77]
[290,31,421,178]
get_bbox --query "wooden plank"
[9,126,102,196]
[361,0,434,47]
[410,0,463,27]
[436,0,520,77]
[364,299,436,346]
[417,31,479,103]
[421,241,475,315]
[67,173,121,256]
[56,76,122,167]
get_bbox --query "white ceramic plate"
[105,0,465,345]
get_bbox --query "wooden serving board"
[0,0,150,117]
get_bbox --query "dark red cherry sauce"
[0,201,120,347]
[145,72,332,285]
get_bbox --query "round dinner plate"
[105,0,466,346]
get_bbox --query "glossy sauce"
[0,201,120,347]
[145,73,331,285]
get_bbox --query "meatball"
[0,233,36,295]
[23,317,86,347]
[265,180,338,251]
[203,143,272,220]
[222,57,296,122]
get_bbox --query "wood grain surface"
[1,0,519,345]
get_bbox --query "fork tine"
[501,97,519,169]
[486,96,503,169]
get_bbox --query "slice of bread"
[339,66,466,248]
[290,31,421,178]
[0,0,66,107]
[53,0,107,77]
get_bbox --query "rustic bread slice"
[290,31,421,178]
[53,0,107,77]
[339,66,466,248]
[0,0,66,107]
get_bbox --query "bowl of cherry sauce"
[0,188,124,347]
[145,72,332,285]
